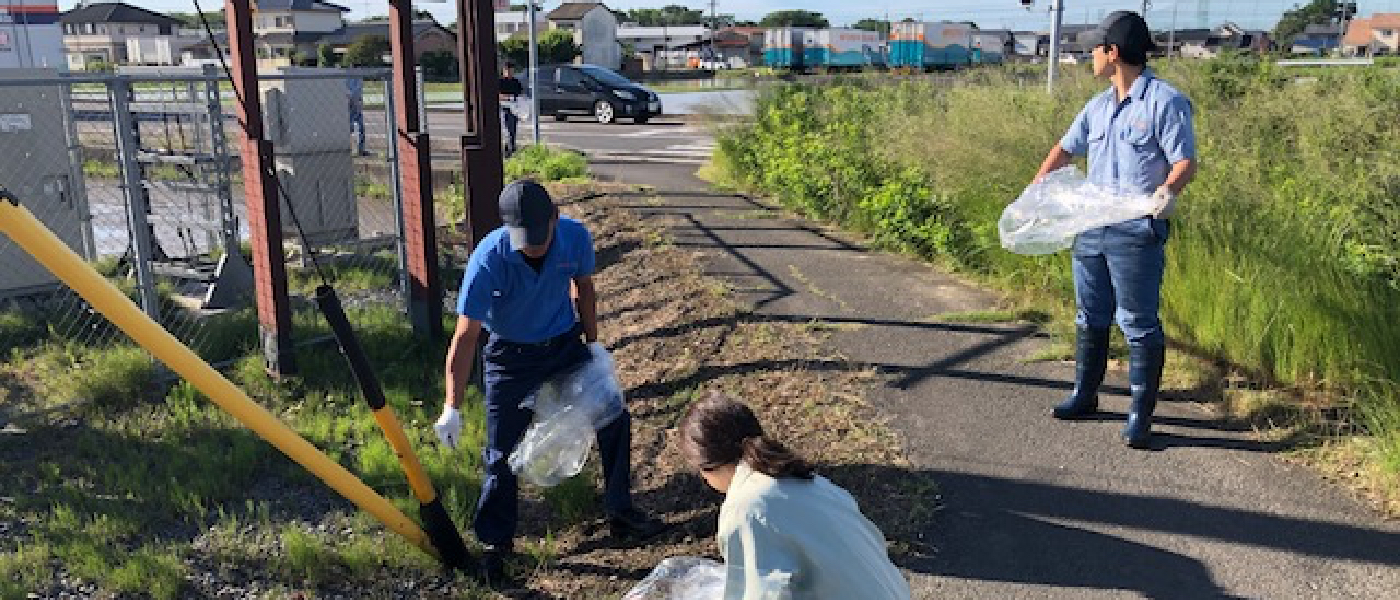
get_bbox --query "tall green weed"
[716,59,1400,446]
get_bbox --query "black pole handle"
[315,285,388,411]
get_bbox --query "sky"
[56,0,1400,33]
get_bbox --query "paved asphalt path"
[420,112,716,165]
[586,151,1400,599]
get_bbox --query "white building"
[615,23,707,59]
[1,0,69,69]
[60,1,195,70]
[252,0,350,64]
[546,1,619,70]
[494,8,548,42]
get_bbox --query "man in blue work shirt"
[1032,11,1197,449]
[434,181,666,582]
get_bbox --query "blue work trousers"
[474,324,634,548]
[1072,217,1170,348]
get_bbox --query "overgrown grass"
[286,254,399,296]
[714,58,1400,495]
[0,304,504,597]
[505,144,589,182]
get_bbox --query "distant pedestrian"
[676,392,911,600]
[499,63,524,156]
[346,75,367,156]
[1031,11,1198,449]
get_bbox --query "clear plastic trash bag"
[623,557,726,600]
[999,166,1158,255]
[509,343,626,487]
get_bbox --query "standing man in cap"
[435,181,666,582]
[1032,11,1197,449]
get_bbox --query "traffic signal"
[1020,0,1034,7]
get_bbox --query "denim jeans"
[473,324,634,548]
[349,105,366,155]
[501,107,519,154]
[1072,217,1170,348]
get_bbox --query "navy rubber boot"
[1122,344,1166,449]
[1053,326,1111,420]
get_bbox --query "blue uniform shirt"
[456,217,596,343]
[1060,68,1196,194]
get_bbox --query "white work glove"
[434,406,462,450]
[1151,185,1178,219]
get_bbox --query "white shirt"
[718,462,912,600]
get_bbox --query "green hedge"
[716,58,1400,393]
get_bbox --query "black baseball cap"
[499,180,556,249]
[1081,11,1158,57]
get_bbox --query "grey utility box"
[0,69,92,298]
[260,69,358,246]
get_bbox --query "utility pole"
[1047,0,1063,92]
[711,0,718,60]
[1141,1,1150,17]
[527,0,540,145]
[1168,1,1178,59]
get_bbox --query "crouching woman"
[676,392,911,600]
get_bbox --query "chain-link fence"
[0,67,414,389]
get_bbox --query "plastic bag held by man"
[999,166,1158,255]
[624,557,726,600]
[508,343,626,487]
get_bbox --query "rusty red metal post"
[389,0,443,339]
[456,0,505,246]
[226,0,296,376]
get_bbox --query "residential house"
[1159,27,1210,57]
[1342,13,1400,57]
[1053,24,1097,61]
[317,20,455,64]
[1171,22,1272,58]
[546,1,619,70]
[615,23,706,70]
[1,0,65,69]
[712,26,764,67]
[60,1,193,70]
[1290,23,1343,55]
[252,0,349,64]
[494,6,547,42]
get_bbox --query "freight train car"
[972,31,1011,65]
[889,21,974,70]
[804,28,886,70]
[763,28,809,69]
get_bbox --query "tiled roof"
[60,2,180,26]
[547,3,604,21]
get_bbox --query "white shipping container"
[764,27,804,50]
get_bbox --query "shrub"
[505,145,588,182]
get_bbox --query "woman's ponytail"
[741,435,815,480]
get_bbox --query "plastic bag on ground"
[623,556,725,600]
[999,166,1158,255]
[508,343,626,487]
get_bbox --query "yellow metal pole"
[372,409,438,503]
[0,196,436,558]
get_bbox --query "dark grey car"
[520,64,662,124]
